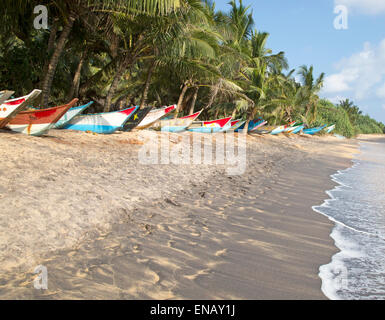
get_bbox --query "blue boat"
[54,101,93,129]
[188,117,232,133]
[303,125,327,135]
[63,106,138,134]
[235,118,266,132]
[325,124,336,134]
[291,124,305,134]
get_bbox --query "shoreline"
[0,130,360,299]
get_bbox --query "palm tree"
[297,65,324,124]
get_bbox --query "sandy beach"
[0,129,358,299]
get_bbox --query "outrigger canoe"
[325,124,336,134]
[54,101,93,129]
[158,110,202,132]
[123,106,153,131]
[303,125,327,135]
[7,98,78,136]
[270,122,296,135]
[290,124,305,134]
[235,119,267,132]
[0,89,42,128]
[188,116,232,133]
[135,105,176,130]
[0,90,14,105]
[229,119,246,131]
[63,105,138,134]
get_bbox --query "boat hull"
[188,117,232,133]
[123,107,153,131]
[63,106,138,134]
[135,105,176,130]
[7,99,78,136]
[0,89,42,128]
[54,101,93,129]
[303,125,327,135]
[235,119,266,132]
[160,111,202,132]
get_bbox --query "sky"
[215,0,385,123]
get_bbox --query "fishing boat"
[188,116,232,133]
[325,124,336,134]
[229,119,246,131]
[303,125,327,135]
[158,110,202,132]
[123,106,153,131]
[7,99,78,136]
[135,105,176,130]
[0,89,42,128]
[286,123,302,133]
[63,105,138,134]
[54,101,93,129]
[235,119,267,132]
[0,90,14,105]
[290,124,305,134]
[270,122,295,135]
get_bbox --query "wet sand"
[0,129,358,299]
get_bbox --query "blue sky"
[215,0,385,123]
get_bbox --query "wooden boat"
[158,110,202,132]
[303,125,327,135]
[63,105,138,134]
[123,106,153,131]
[290,124,305,134]
[286,123,302,133]
[7,99,78,136]
[0,90,14,105]
[54,101,93,129]
[135,105,176,130]
[325,124,336,134]
[270,121,296,135]
[235,119,267,132]
[229,119,246,131]
[0,89,42,128]
[188,116,232,133]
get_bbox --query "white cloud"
[335,0,385,15]
[322,39,385,101]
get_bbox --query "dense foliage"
[0,0,383,135]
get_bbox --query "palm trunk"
[204,85,219,111]
[67,50,87,100]
[174,82,189,119]
[139,60,156,109]
[104,56,130,112]
[231,108,237,119]
[189,87,199,115]
[40,18,59,90]
[41,13,76,107]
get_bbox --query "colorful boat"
[135,105,176,130]
[188,117,232,133]
[63,105,138,134]
[290,124,305,134]
[286,123,302,133]
[235,119,267,132]
[325,124,336,134]
[158,110,202,132]
[229,119,246,131]
[54,101,93,129]
[270,122,296,135]
[0,90,14,105]
[0,89,42,128]
[7,99,78,136]
[123,106,153,131]
[303,125,327,135]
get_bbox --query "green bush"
[316,99,355,138]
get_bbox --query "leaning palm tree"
[297,65,325,124]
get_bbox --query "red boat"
[7,98,79,136]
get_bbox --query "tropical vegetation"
[0,0,383,136]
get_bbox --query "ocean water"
[314,138,385,300]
